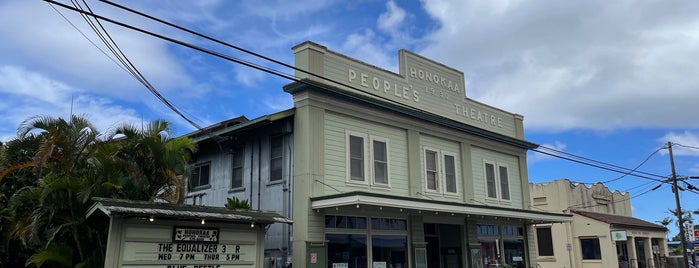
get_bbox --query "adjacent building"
[185,41,571,268]
[530,179,668,268]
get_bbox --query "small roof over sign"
[86,197,292,225]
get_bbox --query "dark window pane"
[372,235,407,268]
[270,136,283,181]
[536,227,554,256]
[232,147,244,188]
[580,238,601,259]
[485,163,496,198]
[425,150,438,190]
[327,234,367,268]
[444,155,456,193]
[499,165,510,200]
[373,140,388,184]
[325,216,336,228]
[349,136,364,181]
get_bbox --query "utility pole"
[669,141,690,268]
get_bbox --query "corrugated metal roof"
[87,198,292,225]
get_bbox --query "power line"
[47,0,690,191]
[531,147,666,183]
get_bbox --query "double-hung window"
[485,161,510,201]
[346,131,390,186]
[270,135,283,182]
[423,148,459,194]
[190,162,211,189]
[231,146,244,189]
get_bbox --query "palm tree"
[107,119,196,204]
[0,115,197,267]
[4,114,106,266]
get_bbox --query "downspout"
[258,135,262,210]
[249,141,254,206]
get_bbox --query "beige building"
[530,179,668,268]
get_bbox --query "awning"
[87,197,293,225]
[311,192,571,223]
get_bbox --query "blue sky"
[2,0,699,236]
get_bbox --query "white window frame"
[484,160,510,201]
[442,151,459,195]
[423,147,460,195]
[423,147,440,193]
[345,131,391,187]
[370,136,390,187]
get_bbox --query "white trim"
[483,160,498,200]
[483,160,511,202]
[423,147,440,193]
[310,195,572,223]
[369,135,391,188]
[497,163,511,201]
[345,130,369,185]
[442,150,460,195]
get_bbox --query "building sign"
[611,230,627,241]
[293,42,521,139]
[173,226,219,243]
[118,224,259,268]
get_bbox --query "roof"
[311,191,572,224]
[185,109,295,143]
[571,210,666,231]
[87,198,293,225]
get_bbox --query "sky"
[2,0,699,236]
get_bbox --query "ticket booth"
[86,198,292,268]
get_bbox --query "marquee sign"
[292,42,522,139]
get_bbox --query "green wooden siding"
[470,146,523,209]
[324,112,409,196]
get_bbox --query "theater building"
[185,41,571,268]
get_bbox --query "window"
[190,162,210,188]
[425,150,438,190]
[346,131,390,186]
[231,146,244,189]
[485,161,510,201]
[325,215,367,229]
[536,227,554,256]
[580,238,602,260]
[499,165,510,200]
[270,136,283,182]
[372,140,388,184]
[485,163,497,198]
[349,135,365,182]
[424,148,459,194]
[444,154,457,193]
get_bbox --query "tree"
[107,120,195,204]
[0,114,196,267]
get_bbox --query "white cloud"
[419,0,699,132]
[529,140,567,163]
[0,65,143,140]
[659,131,699,157]
[378,1,406,34]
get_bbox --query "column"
[627,236,638,268]
[643,237,653,267]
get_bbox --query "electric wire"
[531,147,665,183]
[535,144,667,181]
[47,1,694,195]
